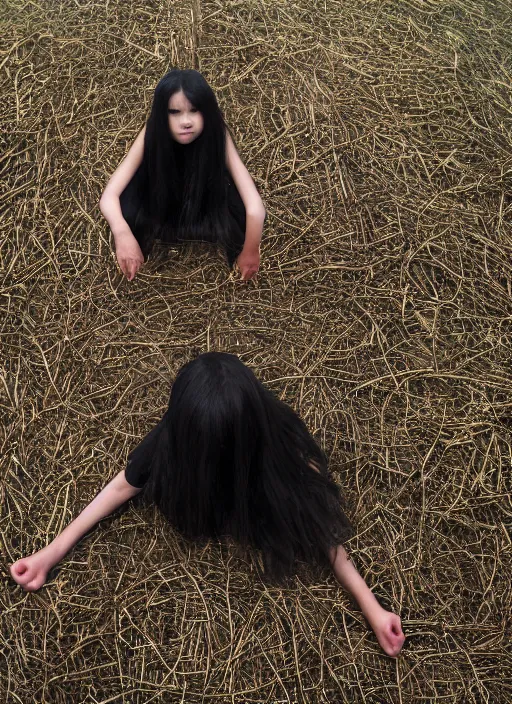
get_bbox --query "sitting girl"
[10,353,405,657]
[99,70,265,281]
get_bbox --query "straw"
[1,0,511,701]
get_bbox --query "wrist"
[240,242,260,256]
[39,542,63,569]
[359,593,384,623]
[44,523,83,565]
[112,226,135,246]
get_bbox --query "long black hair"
[121,70,237,258]
[130,353,352,580]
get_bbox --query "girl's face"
[168,90,204,144]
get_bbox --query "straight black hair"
[133,353,352,581]
[125,69,234,256]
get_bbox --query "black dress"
[119,166,246,267]
[124,418,165,489]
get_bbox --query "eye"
[168,109,180,115]
[191,108,199,113]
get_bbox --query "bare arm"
[99,127,146,280]
[330,544,405,657]
[307,462,405,656]
[225,131,266,280]
[330,545,383,619]
[10,470,141,591]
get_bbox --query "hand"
[236,248,260,281]
[10,548,56,592]
[115,232,144,281]
[367,607,405,657]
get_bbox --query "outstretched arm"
[331,545,405,657]
[99,127,146,281]
[225,132,266,281]
[10,470,141,591]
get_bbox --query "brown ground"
[1,0,511,702]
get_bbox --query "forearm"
[242,208,265,252]
[99,191,134,244]
[331,546,382,621]
[43,471,140,565]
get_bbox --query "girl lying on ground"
[99,69,265,281]
[10,353,405,657]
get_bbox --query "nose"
[181,112,192,128]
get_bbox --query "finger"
[25,575,45,592]
[10,563,32,586]
[11,561,31,580]
[389,631,402,646]
[391,632,405,650]
[129,258,141,281]
[11,560,27,576]
[132,258,141,279]
[393,638,405,656]
[118,258,129,279]
[389,624,403,641]
[383,636,401,657]
[392,617,404,636]
[124,259,134,281]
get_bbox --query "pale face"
[167,90,204,144]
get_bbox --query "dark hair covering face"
[132,353,352,581]
[130,70,231,254]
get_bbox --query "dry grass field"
[1,0,511,702]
